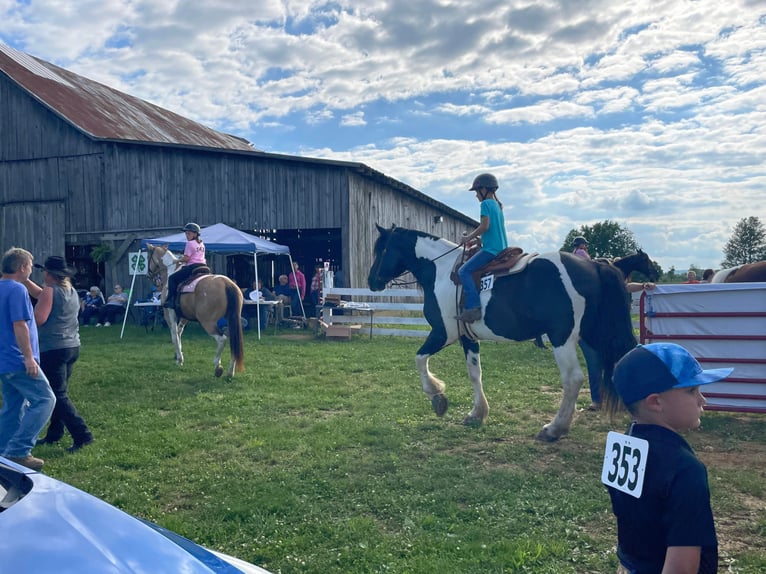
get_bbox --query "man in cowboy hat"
[0,248,56,471]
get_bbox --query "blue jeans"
[458,249,497,310]
[579,340,602,403]
[0,369,56,458]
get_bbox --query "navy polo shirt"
[607,424,718,574]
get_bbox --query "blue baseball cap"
[614,343,733,406]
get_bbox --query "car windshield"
[0,463,33,512]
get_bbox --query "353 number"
[601,431,648,498]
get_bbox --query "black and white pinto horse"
[368,225,637,441]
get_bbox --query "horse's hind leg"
[461,336,488,427]
[212,334,226,378]
[537,341,584,442]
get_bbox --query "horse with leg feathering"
[368,225,637,441]
[146,243,245,378]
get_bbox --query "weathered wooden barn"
[0,43,475,294]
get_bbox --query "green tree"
[722,216,766,267]
[561,220,641,259]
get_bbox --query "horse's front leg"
[537,340,584,442]
[461,336,488,427]
[164,309,184,366]
[416,331,450,417]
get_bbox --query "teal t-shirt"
[480,199,508,255]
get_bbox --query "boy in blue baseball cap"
[605,343,732,574]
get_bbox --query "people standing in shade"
[457,173,508,323]
[29,256,94,453]
[96,284,128,327]
[164,222,206,309]
[606,343,731,574]
[310,265,323,307]
[288,261,306,317]
[572,236,590,259]
[0,248,55,471]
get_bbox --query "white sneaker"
[96,323,103,327]
[103,322,111,327]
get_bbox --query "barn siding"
[2,70,475,293]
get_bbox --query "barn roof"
[0,43,254,151]
[0,43,476,226]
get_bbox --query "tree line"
[560,216,766,283]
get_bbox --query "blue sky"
[2,0,764,272]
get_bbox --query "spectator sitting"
[273,274,293,323]
[243,279,276,330]
[80,286,104,326]
[96,284,128,327]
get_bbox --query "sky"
[1,0,765,273]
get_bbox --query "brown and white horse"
[711,261,766,283]
[146,244,245,378]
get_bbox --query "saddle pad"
[180,275,208,293]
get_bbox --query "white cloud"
[0,0,764,272]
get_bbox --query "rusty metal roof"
[0,43,255,151]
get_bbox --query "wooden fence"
[318,287,427,338]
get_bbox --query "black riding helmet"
[183,222,201,234]
[469,173,499,192]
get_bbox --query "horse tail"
[592,261,638,416]
[225,281,245,372]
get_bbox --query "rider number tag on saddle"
[601,431,648,498]
[479,274,494,293]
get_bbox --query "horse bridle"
[370,228,464,288]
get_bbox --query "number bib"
[601,431,649,498]
[479,274,494,293]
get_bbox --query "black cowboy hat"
[34,256,76,278]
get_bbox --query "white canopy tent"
[122,223,299,339]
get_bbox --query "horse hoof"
[535,428,560,443]
[214,366,224,377]
[462,415,483,428]
[431,394,449,417]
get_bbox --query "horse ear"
[162,244,169,249]
[376,224,385,234]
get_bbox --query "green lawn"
[23,324,766,573]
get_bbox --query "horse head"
[368,224,441,291]
[633,249,659,281]
[369,225,408,291]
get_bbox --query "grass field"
[26,324,766,573]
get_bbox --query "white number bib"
[479,274,494,293]
[601,431,649,498]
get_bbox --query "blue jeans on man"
[579,340,602,406]
[0,370,55,458]
[458,249,497,310]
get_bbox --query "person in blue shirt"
[607,343,732,574]
[457,173,508,323]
